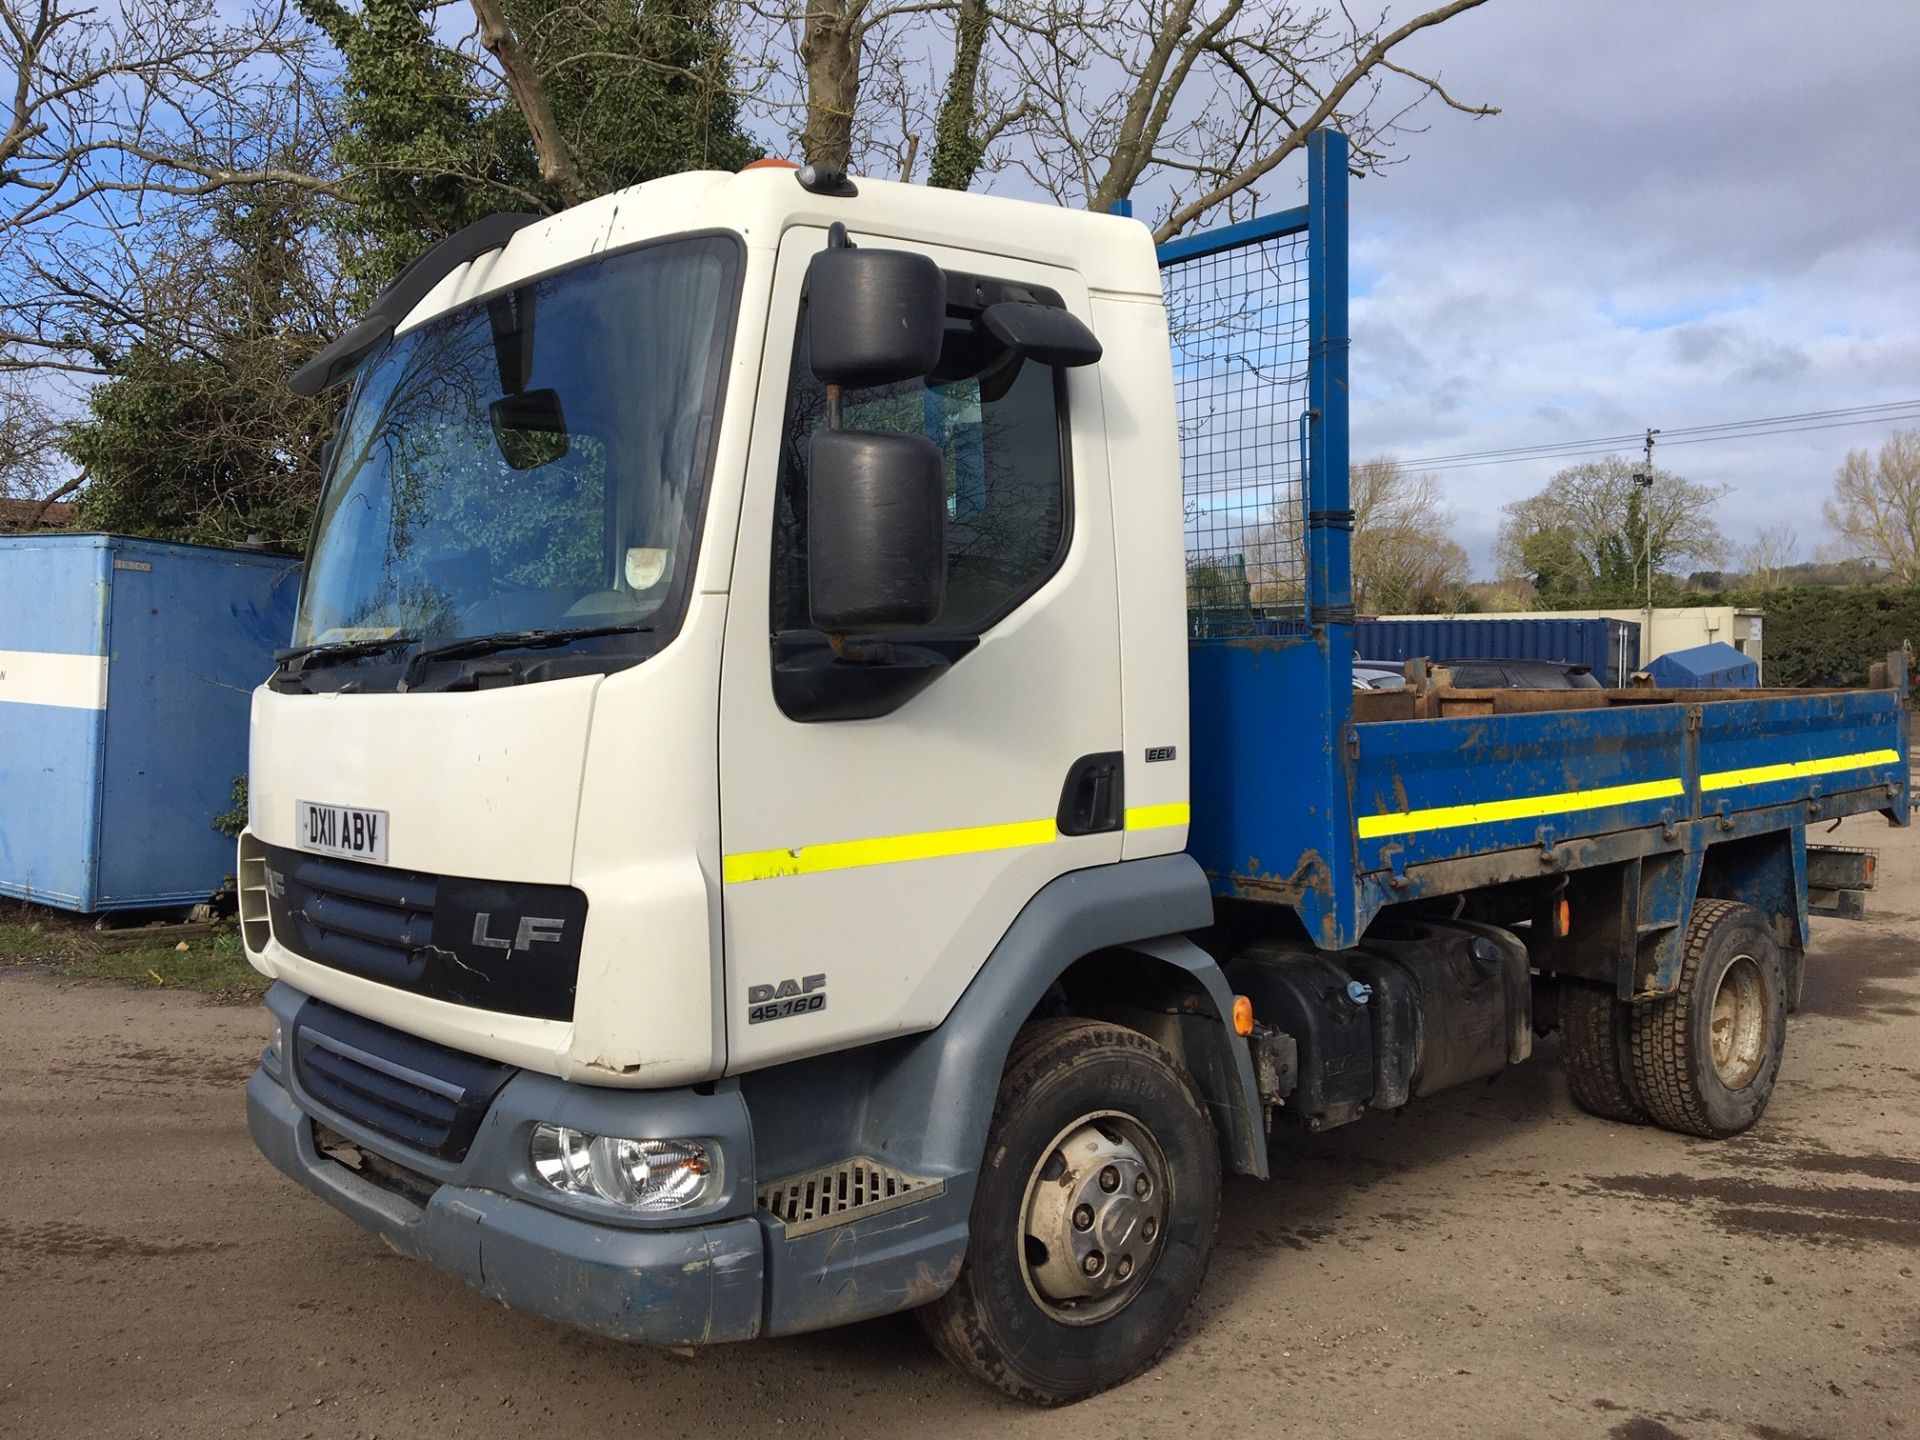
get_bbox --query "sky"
[1311,0,1920,576]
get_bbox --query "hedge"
[1679,586,1920,688]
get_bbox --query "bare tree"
[748,0,1495,235]
[1242,454,1469,612]
[0,0,340,232]
[1347,455,1470,613]
[1738,522,1798,590]
[0,0,342,382]
[0,368,64,502]
[1009,0,1496,238]
[1822,429,1920,586]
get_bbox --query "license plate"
[296,800,389,863]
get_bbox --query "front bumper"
[246,1006,765,1346]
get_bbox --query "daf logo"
[471,913,567,953]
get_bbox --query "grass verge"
[0,907,267,998]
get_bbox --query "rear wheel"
[918,1018,1220,1406]
[1560,979,1648,1124]
[1629,899,1787,1139]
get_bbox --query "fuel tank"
[1224,916,1532,1129]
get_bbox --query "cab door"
[718,225,1123,1072]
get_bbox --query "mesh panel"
[1161,227,1311,637]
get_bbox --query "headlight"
[528,1124,714,1212]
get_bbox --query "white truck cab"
[244,164,1219,1403]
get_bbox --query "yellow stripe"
[723,817,1056,884]
[1357,777,1685,840]
[1125,802,1190,831]
[1701,747,1902,793]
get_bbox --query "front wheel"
[918,1018,1220,1405]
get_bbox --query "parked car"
[1440,658,1602,689]
[1352,662,1408,690]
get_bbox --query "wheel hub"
[1021,1114,1166,1323]
[1709,953,1768,1089]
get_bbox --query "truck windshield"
[293,235,739,655]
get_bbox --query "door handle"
[1057,752,1124,836]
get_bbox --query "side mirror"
[808,429,946,632]
[807,246,945,388]
[979,300,1102,368]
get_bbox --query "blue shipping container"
[0,534,300,912]
[1355,617,1642,688]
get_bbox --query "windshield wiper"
[273,634,420,681]
[397,623,651,691]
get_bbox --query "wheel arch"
[737,854,1261,1338]
[869,854,1263,1183]
[1044,938,1269,1180]
[1696,828,1809,1004]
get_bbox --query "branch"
[29,471,82,525]
[1153,0,1493,243]
[465,0,584,206]
[1377,57,1499,117]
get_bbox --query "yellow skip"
[1701,748,1902,793]
[1357,777,1685,840]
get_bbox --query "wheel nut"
[1072,1203,1094,1231]
[1099,1166,1120,1193]
[1143,1218,1157,1243]
[1116,1256,1133,1280]
[1133,1174,1151,1197]
[1083,1251,1104,1276]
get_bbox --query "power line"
[1658,398,1920,438]
[1402,398,1920,472]
[1407,400,1920,468]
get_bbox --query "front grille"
[273,850,438,990]
[759,1159,942,1238]
[260,842,587,1021]
[291,998,513,1162]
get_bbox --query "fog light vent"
[758,1158,942,1238]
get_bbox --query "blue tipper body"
[1162,130,1911,956]
[0,534,300,912]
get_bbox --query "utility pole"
[1632,427,1661,659]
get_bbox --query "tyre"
[918,1018,1220,1405]
[1629,899,1787,1139]
[1560,979,1648,1124]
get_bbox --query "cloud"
[1317,0,1920,573]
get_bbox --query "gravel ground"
[2,814,1916,1440]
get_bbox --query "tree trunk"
[467,0,586,207]
[800,0,862,169]
[1090,0,1203,214]
[927,0,988,190]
